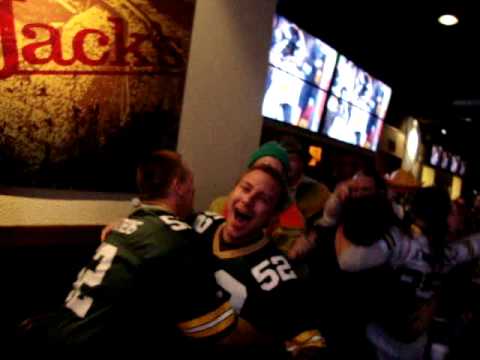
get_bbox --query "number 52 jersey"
[193,212,327,353]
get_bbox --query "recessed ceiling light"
[441,128,447,135]
[438,14,459,26]
[465,117,472,123]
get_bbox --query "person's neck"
[289,174,303,189]
[221,226,264,249]
[142,198,177,216]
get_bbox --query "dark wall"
[0,226,101,340]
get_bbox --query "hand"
[334,180,352,203]
[288,231,317,260]
[100,220,121,241]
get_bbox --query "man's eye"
[240,184,251,192]
[258,196,271,204]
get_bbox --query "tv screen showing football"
[262,15,337,132]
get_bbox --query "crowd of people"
[17,139,480,359]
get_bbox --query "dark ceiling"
[277,0,480,188]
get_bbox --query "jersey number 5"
[65,243,118,318]
[251,255,297,291]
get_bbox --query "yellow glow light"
[308,146,322,167]
[451,176,462,200]
[421,165,435,187]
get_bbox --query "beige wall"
[0,189,132,226]
[0,0,276,225]
[177,0,276,210]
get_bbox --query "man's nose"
[242,192,255,207]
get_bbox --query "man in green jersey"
[194,165,328,358]
[48,151,236,350]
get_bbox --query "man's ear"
[170,176,182,196]
[335,224,353,258]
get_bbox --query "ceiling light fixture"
[441,128,447,135]
[438,14,459,26]
[465,117,472,123]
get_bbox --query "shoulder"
[134,210,193,237]
[208,196,228,216]
[383,226,426,266]
[108,210,195,256]
[191,211,225,236]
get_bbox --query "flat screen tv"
[459,160,466,176]
[450,155,460,173]
[262,66,328,132]
[321,55,391,151]
[262,15,338,132]
[430,145,443,167]
[330,55,392,118]
[441,151,450,170]
[321,95,384,150]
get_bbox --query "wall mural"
[0,0,196,191]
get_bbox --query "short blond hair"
[136,150,188,200]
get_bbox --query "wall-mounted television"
[262,66,328,131]
[322,95,384,150]
[429,144,466,176]
[450,155,460,174]
[321,55,391,151]
[330,56,392,118]
[441,151,450,170]
[459,160,466,176]
[262,15,338,132]
[430,145,443,167]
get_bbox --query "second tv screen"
[322,94,384,151]
[262,66,328,132]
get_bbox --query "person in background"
[271,136,330,257]
[384,168,421,220]
[336,186,480,360]
[317,166,386,227]
[46,151,236,352]
[470,193,480,232]
[279,136,331,225]
[430,198,480,360]
[195,164,329,359]
[290,167,393,357]
[288,166,384,260]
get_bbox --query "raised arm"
[336,225,391,271]
[316,180,351,227]
[444,232,480,271]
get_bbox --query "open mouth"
[233,208,253,224]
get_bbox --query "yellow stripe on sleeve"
[285,329,327,352]
[177,301,236,338]
[182,311,236,339]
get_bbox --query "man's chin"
[224,225,245,242]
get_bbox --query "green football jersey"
[50,205,235,345]
[193,212,326,353]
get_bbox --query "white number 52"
[251,255,297,291]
